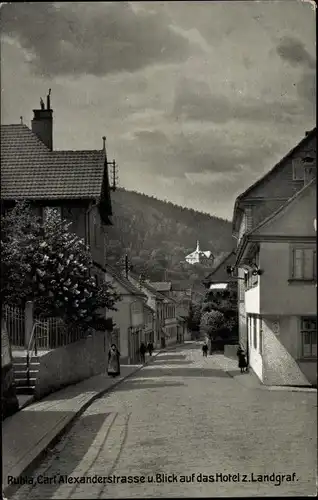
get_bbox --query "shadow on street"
[138,367,231,379]
[113,380,186,391]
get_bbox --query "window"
[92,213,99,247]
[292,158,305,180]
[131,302,142,314]
[253,316,257,350]
[304,166,316,185]
[259,318,263,355]
[290,247,316,281]
[300,317,317,358]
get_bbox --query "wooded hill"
[105,188,234,284]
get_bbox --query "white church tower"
[185,240,213,265]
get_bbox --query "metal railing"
[26,321,38,387]
[2,304,25,347]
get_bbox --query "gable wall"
[240,135,316,237]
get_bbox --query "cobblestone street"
[9,343,317,499]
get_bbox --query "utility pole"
[107,159,118,191]
[124,253,133,279]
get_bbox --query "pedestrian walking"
[108,344,120,377]
[237,345,248,373]
[202,342,208,357]
[147,341,154,356]
[140,342,147,363]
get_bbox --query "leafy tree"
[200,309,226,353]
[1,202,121,332]
[187,302,202,333]
[202,288,238,339]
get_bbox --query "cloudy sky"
[1,1,316,220]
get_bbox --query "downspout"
[85,201,99,250]
[129,301,133,364]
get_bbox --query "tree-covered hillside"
[105,188,234,284]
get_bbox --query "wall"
[245,284,260,314]
[261,316,313,386]
[247,134,315,200]
[131,300,144,328]
[35,330,108,399]
[238,268,247,349]
[237,134,316,233]
[89,205,107,268]
[260,242,316,315]
[247,316,263,381]
[107,299,131,360]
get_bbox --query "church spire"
[196,240,200,252]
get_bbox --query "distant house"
[105,266,147,363]
[232,128,316,386]
[232,128,316,353]
[150,281,192,342]
[144,304,155,346]
[128,274,166,348]
[1,92,114,287]
[185,241,214,265]
[203,251,237,291]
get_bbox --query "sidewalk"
[212,354,317,393]
[2,350,160,497]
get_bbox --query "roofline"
[232,127,317,232]
[235,180,316,266]
[246,178,316,237]
[202,251,236,284]
[106,265,147,297]
[128,272,166,300]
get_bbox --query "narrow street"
[10,343,316,499]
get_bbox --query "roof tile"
[1,124,106,200]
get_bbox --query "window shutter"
[291,248,295,278]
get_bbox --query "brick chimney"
[31,89,53,150]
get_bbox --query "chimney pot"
[47,89,51,110]
[102,136,106,150]
[32,93,53,150]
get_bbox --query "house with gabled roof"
[149,282,181,346]
[105,265,148,363]
[1,91,114,283]
[232,128,316,354]
[127,273,173,348]
[185,240,214,265]
[234,177,316,386]
[203,251,237,291]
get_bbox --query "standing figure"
[147,341,154,356]
[237,346,248,373]
[202,342,208,357]
[140,342,147,363]
[108,344,120,377]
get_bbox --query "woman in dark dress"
[108,344,120,377]
[237,346,248,373]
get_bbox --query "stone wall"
[34,330,108,399]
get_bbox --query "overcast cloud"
[1,1,316,220]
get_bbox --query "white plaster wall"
[245,285,260,314]
[35,330,108,399]
[107,299,131,359]
[262,316,311,386]
[248,316,263,381]
[260,242,316,316]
